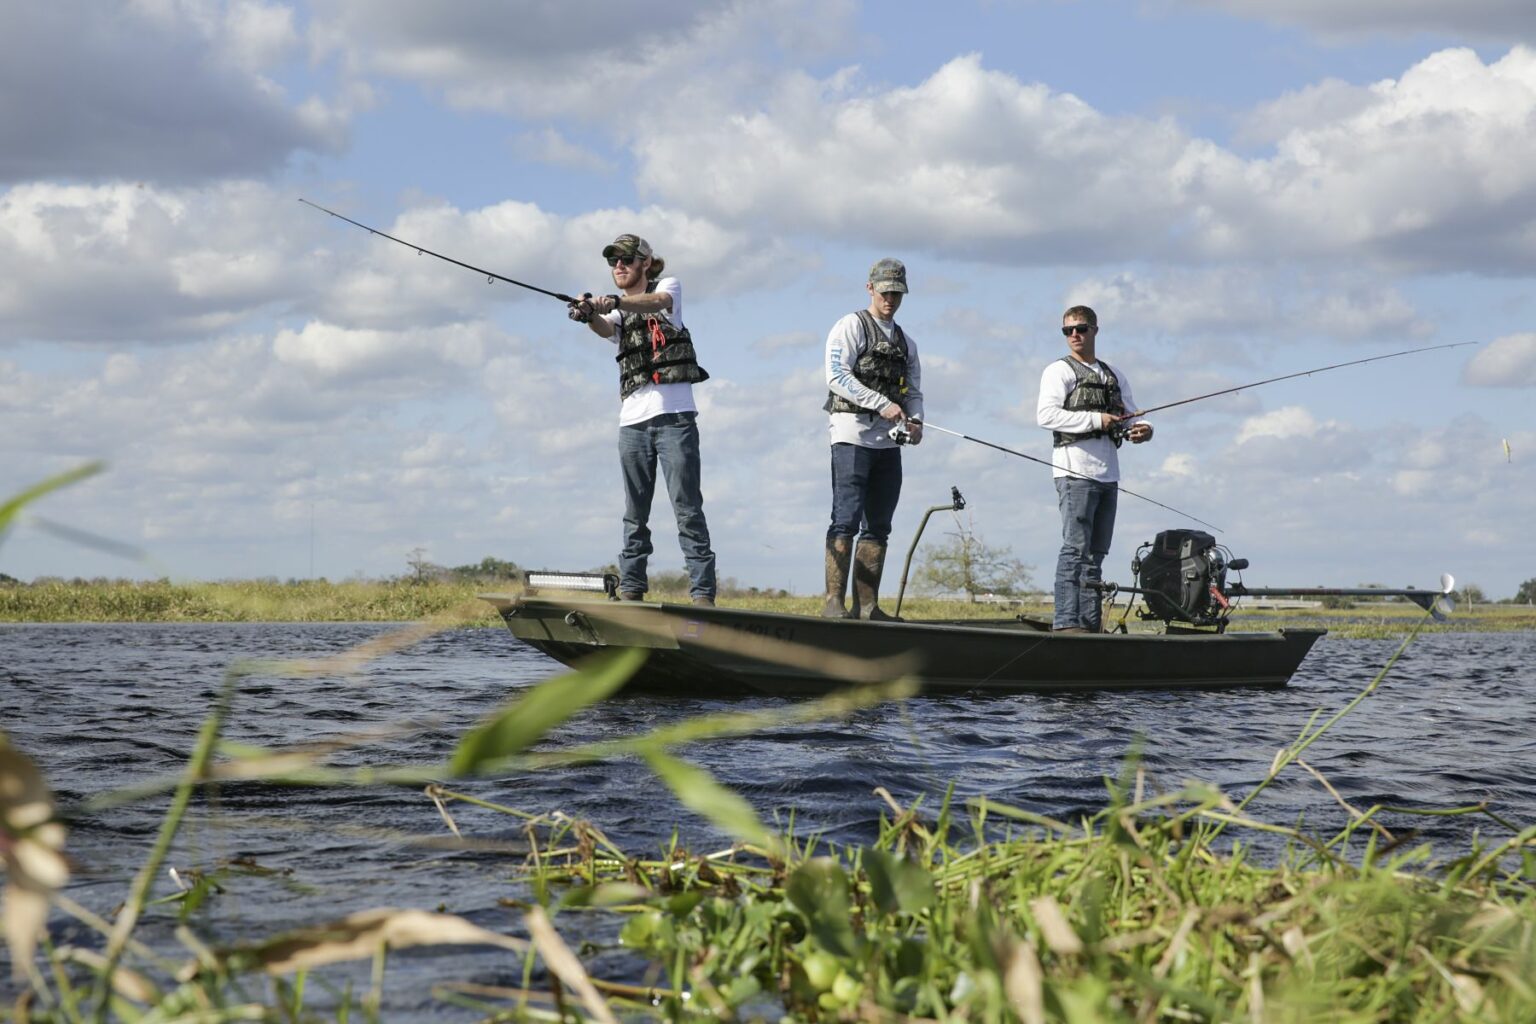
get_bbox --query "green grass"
[6,578,1535,636]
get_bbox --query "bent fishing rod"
[298,197,581,304]
[900,419,1223,532]
[1120,341,1476,422]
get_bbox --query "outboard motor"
[1132,529,1245,627]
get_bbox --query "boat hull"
[483,595,1325,696]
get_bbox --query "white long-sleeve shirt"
[824,312,923,448]
[1036,357,1146,482]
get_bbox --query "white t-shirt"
[604,276,697,426]
[1035,357,1145,483]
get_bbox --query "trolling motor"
[1099,528,1455,633]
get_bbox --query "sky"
[4,0,1535,599]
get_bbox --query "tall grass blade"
[640,748,781,856]
[0,461,104,533]
[448,648,646,776]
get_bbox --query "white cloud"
[0,181,339,342]
[1463,333,1536,386]
[272,320,487,383]
[1234,405,1328,443]
[630,48,1536,274]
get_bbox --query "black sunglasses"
[1061,323,1094,336]
[606,255,639,267]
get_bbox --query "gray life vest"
[1052,356,1126,448]
[615,309,709,399]
[826,310,910,415]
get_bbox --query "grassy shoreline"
[4,578,1535,636]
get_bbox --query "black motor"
[1132,529,1243,627]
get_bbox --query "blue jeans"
[618,412,716,599]
[827,443,902,543]
[1054,477,1119,630]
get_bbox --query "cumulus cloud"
[1234,405,1329,443]
[630,48,1536,274]
[0,182,341,342]
[1463,332,1536,386]
[0,181,809,345]
[0,0,343,184]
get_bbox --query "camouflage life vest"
[615,309,709,399]
[1052,356,1126,448]
[827,310,910,415]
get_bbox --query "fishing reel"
[567,292,595,323]
[888,417,922,445]
[1131,529,1248,629]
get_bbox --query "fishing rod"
[298,198,581,304]
[900,419,1223,532]
[1120,341,1475,422]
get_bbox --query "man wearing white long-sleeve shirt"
[822,258,923,620]
[1036,305,1152,632]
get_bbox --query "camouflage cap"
[868,257,908,293]
[602,234,653,260]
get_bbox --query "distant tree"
[916,519,1033,602]
[1514,578,1536,605]
[447,556,521,582]
[405,547,443,584]
[1458,583,1486,606]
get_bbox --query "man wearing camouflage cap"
[821,258,924,620]
[569,233,716,605]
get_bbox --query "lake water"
[3,621,1533,1013]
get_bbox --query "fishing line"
[905,419,1222,532]
[1123,341,1476,420]
[298,198,579,303]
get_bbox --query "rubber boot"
[822,537,854,618]
[853,539,901,622]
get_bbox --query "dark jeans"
[1053,476,1119,630]
[618,412,716,599]
[827,443,902,543]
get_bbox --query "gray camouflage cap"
[868,257,908,293]
[602,234,653,260]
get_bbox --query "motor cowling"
[1134,529,1229,626]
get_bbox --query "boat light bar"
[524,570,619,599]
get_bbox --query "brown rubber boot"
[853,539,901,621]
[822,536,854,618]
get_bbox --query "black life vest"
[615,309,709,399]
[1052,356,1126,448]
[827,310,910,415]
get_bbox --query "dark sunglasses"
[606,255,639,267]
[1061,323,1094,336]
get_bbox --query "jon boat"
[482,589,1327,696]
[483,507,1456,695]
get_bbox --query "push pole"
[893,486,965,619]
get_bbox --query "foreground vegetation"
[3,469,1534,1020]
[5,576,1536,638]
[4,622,1534,1022]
